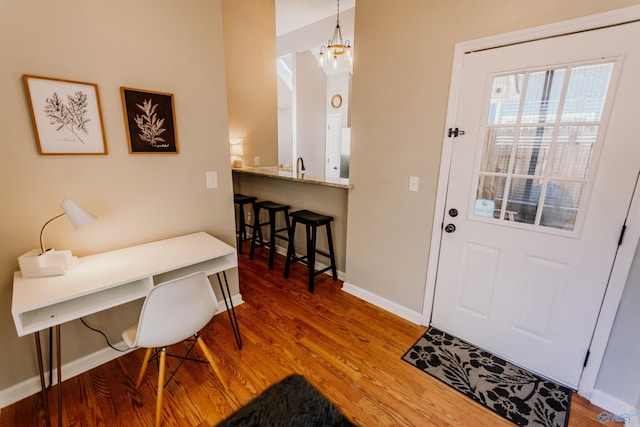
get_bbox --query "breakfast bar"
[232,167,351,274]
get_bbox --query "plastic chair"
[122,272,224,427]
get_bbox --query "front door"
[431,21,640,388]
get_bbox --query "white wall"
[296,51,327,175]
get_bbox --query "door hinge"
[618,224,627,246]
[583,350,591,367]
[448,127,466,138]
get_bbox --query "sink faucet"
[296,157,306,175]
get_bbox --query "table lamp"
[230,137,244,168]
[18,199,97,277]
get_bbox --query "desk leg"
[56,325,62,427]
[34,332,51,427]
[216,271,243,349]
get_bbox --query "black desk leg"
[34,331,51,427]
[56,325,62,427]
[216,271,243,350]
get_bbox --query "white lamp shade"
[61,199,96,229]
[230,144,244,156]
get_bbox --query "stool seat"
[289,210,333,225]
[284,209,337,292]
[234,193,257,204]
[250,200,291,270]
[234,194,257,254]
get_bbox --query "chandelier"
[318,0,352,68]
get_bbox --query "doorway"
[426,16,640,390]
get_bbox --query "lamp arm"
[39,213,66,254]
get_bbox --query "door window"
[474,61,615,233]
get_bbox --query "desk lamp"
[18,199,96,277]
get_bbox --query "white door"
[431,22,640,388]
[326,114,341,178]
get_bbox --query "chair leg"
[155,348,167,427]
[135,347,153,388]
[194,334,226,386]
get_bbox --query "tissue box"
[18,249,79,278]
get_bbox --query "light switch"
[206,171,218,189]
[409,176,419,192]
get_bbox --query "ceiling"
[275,0,356,37]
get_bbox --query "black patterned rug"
[402,328,572,427]
[216,374,357,427]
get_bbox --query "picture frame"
[121,87,179,154]
[23,75,108,155]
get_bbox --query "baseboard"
[590,389,639,425]
[0,294,244,410]
[341,282,423,325]
[628,409,640,427]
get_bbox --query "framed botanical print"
[23,75,108,155]
[121,87,179,154]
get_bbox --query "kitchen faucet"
[296,157,305,175]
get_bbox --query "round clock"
[331,94,343,109]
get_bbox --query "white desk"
[11,232,240,427]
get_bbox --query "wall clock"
[331,94,342,109]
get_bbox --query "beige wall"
[345,0,640,313]
[0,0,236,394]
[222,0,278,167]
[345,0,640,407]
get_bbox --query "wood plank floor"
[1,243,617,426]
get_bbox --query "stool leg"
[307,223,316,292]
[268,209,277,270]
[326,222,338,280]
[237,204,246,254]
[284,219,296,277]
[249,205,260,260]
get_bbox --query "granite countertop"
[232,166,352,189]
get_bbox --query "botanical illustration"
[121,87,178,153]
[43,91,91,144]
[403,328,571,427]
[23,75,107,155]
[134,99,167,147]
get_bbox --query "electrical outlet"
[254,156,261,166]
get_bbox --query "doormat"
[402,328,572,427]
[215,374,357,427]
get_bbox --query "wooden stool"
[250,200,291,270]
[284,209,337,292]
[234,194,257,254]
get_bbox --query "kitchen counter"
[232,166,352,189]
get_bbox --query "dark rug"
[402,328,572,427]
[215,374,357,427]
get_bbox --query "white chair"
[122,271,224,427]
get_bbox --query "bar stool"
[234,193,256,254]
[284,209,337,292]
[250,200,291,270]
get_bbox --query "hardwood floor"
[1,243,617,426]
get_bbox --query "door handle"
[444,224,456,233]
